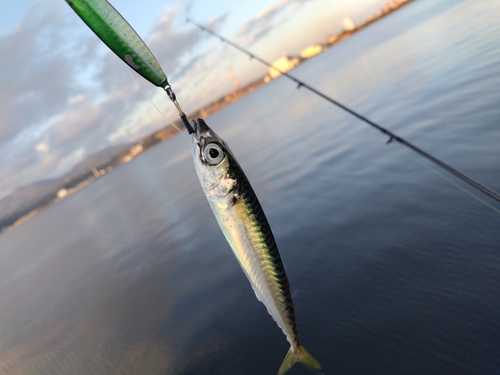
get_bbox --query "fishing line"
[406,153,500,215]
[186,18,500,205]
[125,66,190,141]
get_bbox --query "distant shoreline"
[187,0,415,120]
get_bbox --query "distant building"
[383,0,407,13]
[129,143,144,157]
[326,34,339,45]
[56,189,68,199]
[300,44,324,59]
[121,154,133,163]
[228,68,242,90]
[91,166,100,178]
[268,55,300,79]
[342,16,355,32]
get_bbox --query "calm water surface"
[1,1,500,374]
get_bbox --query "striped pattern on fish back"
[227,150,299,346]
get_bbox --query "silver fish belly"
[190,118,322,375]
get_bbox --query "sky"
[0,0,388,199]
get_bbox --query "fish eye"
[204,143,224,165]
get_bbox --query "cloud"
[54,146,85,175]
[35,143,49,153]
[147,8,227,81]
[2,0,320,199]
[0,1,98,146]
[184,0,194,16]
[0,1,230,198]
[236,0,317,45]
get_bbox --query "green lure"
[66,0,168,88]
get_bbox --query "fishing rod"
[66,0,194,134]
[186,18,500,204]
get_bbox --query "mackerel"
[191,118,323,375]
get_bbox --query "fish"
[190,118,323,375]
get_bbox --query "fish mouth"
[189,119,199,143]
[191,118,212,143]
[193,118,210,134]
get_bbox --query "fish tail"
[277,345,324,375]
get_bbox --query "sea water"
[0,1,499,374]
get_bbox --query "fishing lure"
[65,0,194,133]
[191,118,323,374]
[67,0,167,87]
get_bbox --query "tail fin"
[278,345,324,375]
